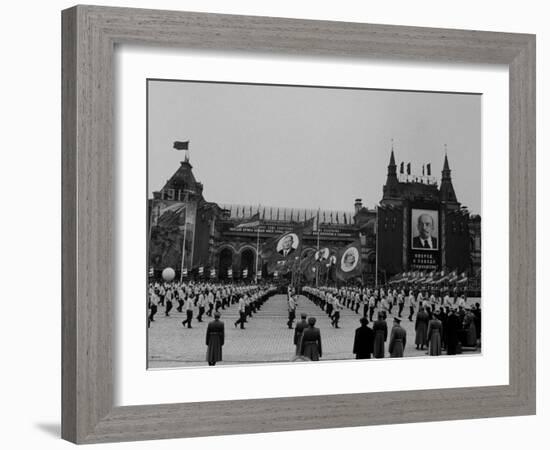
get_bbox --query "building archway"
[218,247,234,279]
[240,248,255,279]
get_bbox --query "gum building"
[148,147,481,285]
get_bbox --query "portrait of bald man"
[277,233,298,258]
[412,211,438,250]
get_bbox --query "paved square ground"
[148,294,481,368]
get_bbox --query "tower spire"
[383,143,399,199]
[440,145,457,204]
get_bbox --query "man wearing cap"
[389,317,407,357]
[205,312,224,366]
[373,313,388,358]
[427,310,443,356]
[299,317,322,361]
[415,306,429,350]
[294,313,308,355]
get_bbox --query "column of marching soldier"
[147,281,481,364]
[147,281,277,328]
[300,285,481,359]
[147,280,278,365]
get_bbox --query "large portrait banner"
[410,208,440,270]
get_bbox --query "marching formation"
[148,281,481,366]
[300,285,481,358]
[148,281,277,365]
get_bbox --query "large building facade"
[148,149,481,286]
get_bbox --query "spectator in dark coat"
[294,313,308,355]
[353,317,374,359]
[427,312,443,356]
[445,309,461,355]
[373,313,388,359]
[299,317,322,361]
[205,312,224,366]
[389,317,407,357]
[415,307,429,350]
[463,307,477,347]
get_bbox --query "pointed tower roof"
[439,150,458,204]
[443,153,450,172]
[389,149,396,166]
[382,146,399,201]
[162,159,198,192]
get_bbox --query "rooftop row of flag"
[221,204,354,225]
[388,269,468,285]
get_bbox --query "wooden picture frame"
[61,5,536,444]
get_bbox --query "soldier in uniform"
[294,313,308,355]
[299,317,322,361]
[389,317,407,357]
[205,312,224,366]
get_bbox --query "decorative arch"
[238,244,257,256]
[216,243,238,254]
[240,247,255,277]
[217,246,235,279]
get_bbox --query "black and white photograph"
[147,79,482,368]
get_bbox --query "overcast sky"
[148,80,481,214]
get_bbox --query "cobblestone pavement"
[148,294,481,368]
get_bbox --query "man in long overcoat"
[445,308,461,355]
[415,306,429,350]
[373,313,388,358]
[299,317,322,361]
[427,312,443,356]
[294,313,308,355]
[353,317,374,359]
[206,312,225,366]
[389,317,407,357]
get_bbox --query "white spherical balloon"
[162,267,176,282]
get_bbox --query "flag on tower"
[173,141,189,150]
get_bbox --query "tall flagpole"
[315,208,320,288]
[180,191,189,283]
[375,205,379,287]
[255,225,260,283]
